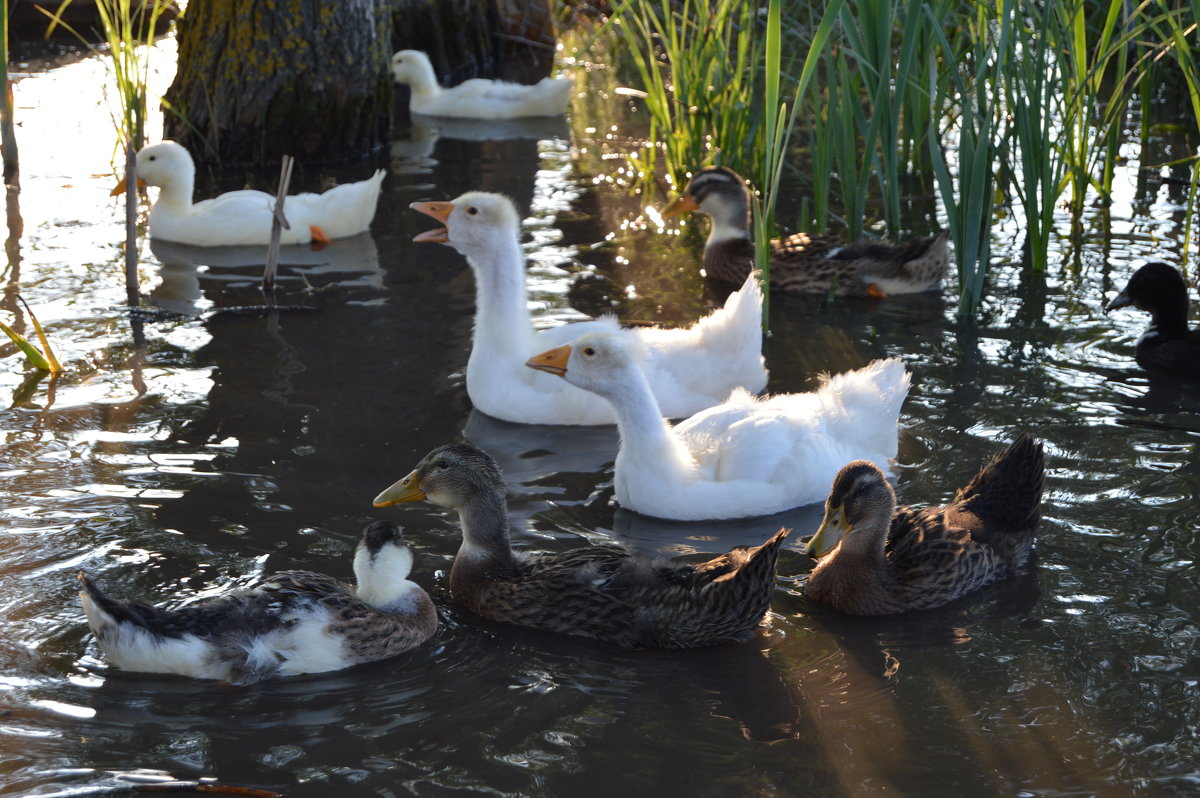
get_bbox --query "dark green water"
[2,49,1200,798]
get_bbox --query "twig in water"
[262,155,294,296]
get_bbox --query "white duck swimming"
[390,50,571,119]
[78,521,436,685]
[114,141,385,246]
[411,192,768,426]
[527,332,909,521]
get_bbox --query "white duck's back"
[392,49,570,119]
[136,141,384,246]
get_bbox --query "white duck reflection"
[148,233,382,313]
[390,115,570,174]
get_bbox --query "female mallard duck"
[1105,261,1200,379]
[113,141,385,246]
[411,192,767,425]
[804,434,1045,615]
[661,166,950,297]
[526,331,908,521]
[373,443,789,649]
[391,50,571,119]
[78,521,436,684]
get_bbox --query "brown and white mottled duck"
[803,434,1045,615]
[373,442,789,648]
[78,521,437,684]
[662,166,950,298]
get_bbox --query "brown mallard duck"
[661,166,950,298]
[78,522,438,685]
[372,442,789,648]
[1105,261,1200,380]
[804,434,1045,615]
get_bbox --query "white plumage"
[126,141,384,247]
[528,332,909,520]
[410,191,768,426]
[391,50,571,119]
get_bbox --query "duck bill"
[410,201,453,243]
[660,193,699,219]
[526,345,571,377]
[372,469,425,507]
[805,504,849,558]
[1105,288,1132,312]
[110,176,147,197]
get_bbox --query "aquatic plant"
[753,0,845,315]
[0,296,61,374]
[44,0,174,307]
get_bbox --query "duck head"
[111,140,192,195]
[390,49,438,92]
[373,442,506,512]
[1105,262,1189,322]
[525,331,645,401]
[410,192,520,257]
[661,166,752,243]
[805,461,896,559]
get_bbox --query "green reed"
[753,0,846,323]
[926,0,1011,317]
[602,0,764,193]
[1149,0,1200,262]
[596,0,1199,318]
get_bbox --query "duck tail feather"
[955,433,1045,530]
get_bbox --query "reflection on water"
[3,37,1200,798]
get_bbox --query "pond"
[3,33,1200,798]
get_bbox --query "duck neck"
[602,366,695,472]
[452,492,520,581]
[406,63,441,98]
[352,545,423,612]
[465,235,536,355]
[1147,299,1191,341]
[703,193,752,247]
[151,169,195,214]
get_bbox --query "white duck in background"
[527,332,909,521]
[411,192,768,426]
[78,521,437,685]
[115,141,385,246]
[391,50,571,119]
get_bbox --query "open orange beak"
[660,193,699,219]
[526,344,571,377]
[110,176,147,197]
[410,201,452,243]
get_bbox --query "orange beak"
[660,193,699,219]
[110,176,147,197]
[410,201,453,243]
[526,344,571,377]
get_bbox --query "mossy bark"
[163,0,393,166]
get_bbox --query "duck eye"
[466,206,478,216]
[583,346,596,356]
[435,461,449,470]
[148,155,156,161]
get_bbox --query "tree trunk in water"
[163,0,392,166]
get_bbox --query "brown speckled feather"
[453,529,789,649]
[807,434,1044,615]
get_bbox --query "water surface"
[2,42,1200,798]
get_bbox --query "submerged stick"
[262,155,294,295]
[124,143,138,307]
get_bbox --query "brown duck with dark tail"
[373,442,789,648]
[804,434,1045,615]
[662,166,950,298]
